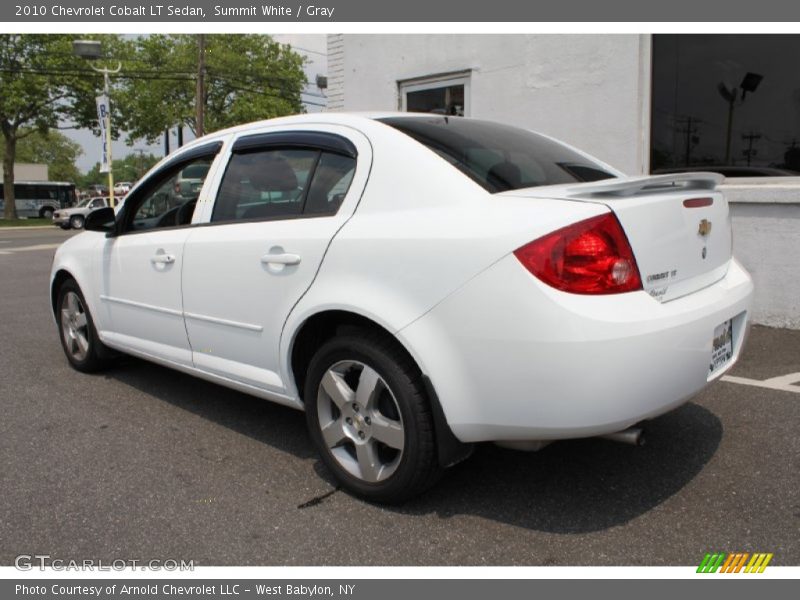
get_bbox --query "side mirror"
[84,207,117,235]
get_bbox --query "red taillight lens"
[513,213,642,294]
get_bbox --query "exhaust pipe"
[599,426,645,446]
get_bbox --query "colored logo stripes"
[697,552,773,573]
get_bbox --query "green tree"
[118,34,307,144]
[2,129,83,183]
[80,152,160,189]
[0,34,127,219]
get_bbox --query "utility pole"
[675,116,700,167]
[195,34,206,138]
[133,149,147,179]
[724,94,736,165]
[741,131,761,167]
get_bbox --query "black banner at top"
[3,0,800,22]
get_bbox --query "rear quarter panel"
[280,121,608,396]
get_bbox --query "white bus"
[0,181,78,219]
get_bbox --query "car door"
[97,142,223,366]
[182,127,370,393]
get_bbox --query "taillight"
[513,213,642,294]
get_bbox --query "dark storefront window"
[652,35,800,177]
[401,74,469,117]
[406,84,465,116]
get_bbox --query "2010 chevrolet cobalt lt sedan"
[51,113,753,502]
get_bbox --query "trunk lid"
[503,173,732,302]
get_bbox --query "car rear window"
[379,116,616,193]
[181,163,211,179]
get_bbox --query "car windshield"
[379,116,616,193]
[76,198,92,208]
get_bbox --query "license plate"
[710,319,733,374]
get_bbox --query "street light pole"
[73,40,121,207]
[90,62,121,207]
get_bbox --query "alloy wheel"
[316,360,405,483]
[60,291,90,361]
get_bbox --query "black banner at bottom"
[3,579,796,600]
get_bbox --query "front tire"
[304,330,441,503]
[56,279,112,372]
[40,207,54,220]
[70,215,84,230]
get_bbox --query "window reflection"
[652,35,800,176]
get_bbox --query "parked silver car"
[53,196,109,230]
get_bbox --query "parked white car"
[52,196,110,230]
[50,113,753,502]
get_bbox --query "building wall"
[14,163,48,181]
[328,34,799,329]
[326,34,650,174]
[729,197,800,329]
[326,34,345,112]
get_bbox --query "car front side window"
[121,154,215,233]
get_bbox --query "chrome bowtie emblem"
[698,219,712,237]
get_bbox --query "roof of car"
[174,112,442,153]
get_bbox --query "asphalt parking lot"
[1,226,798,566]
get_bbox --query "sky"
[69,34,328,173]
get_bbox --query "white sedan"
[50,113,753,502]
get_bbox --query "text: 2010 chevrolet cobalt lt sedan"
[51,114,753,502]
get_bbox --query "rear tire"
[40,207,54,220]
[304,329,441,503]
[56,279,113,373]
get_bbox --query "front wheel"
[56,279,112,372]
[40,207,54,220]
[304,330,441,503]
[69,215,84,230]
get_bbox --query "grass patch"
[0,218,53,228]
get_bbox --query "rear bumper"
[398,256,753,443]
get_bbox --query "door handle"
[151,253,176,265]
[261,253,301,266]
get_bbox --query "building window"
[651,35,800,177]
[399,73,470,117]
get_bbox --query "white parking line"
[0,243,60,255]
[722,372,800,394]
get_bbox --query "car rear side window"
[379,116,616,193]
[212,149,318,222]
[304,153,356,215]
[213,148,356,222]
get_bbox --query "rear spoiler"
[566,172,724,199]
